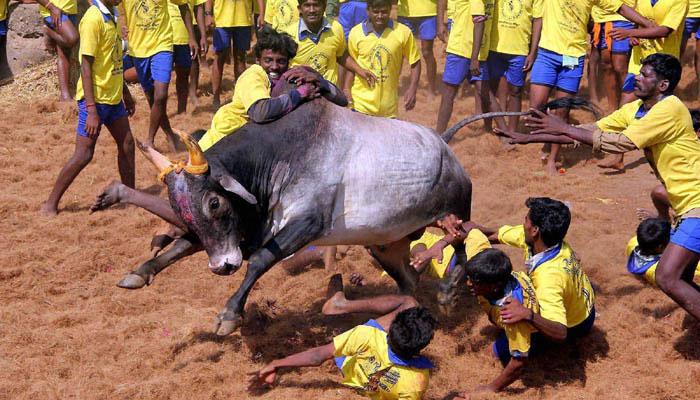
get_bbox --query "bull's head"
[138,131,257,276]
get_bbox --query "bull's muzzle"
[209,262,241,276]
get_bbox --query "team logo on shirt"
[135,0,161,31]
[274,0,295,30]
[309,53,329,74]
[501,0,523,20]
[369,44,392,83]
[111,34,124,75]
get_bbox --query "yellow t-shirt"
[333,321,432,400]
[284,19,346,85]
[122,0,175,58]
[214,0,253,27]
[168,2,189,45]
[348,21,421,118]
[398,0,438,18]
[498,225,595,328]
[627,0,687,75]
[198,64,271,151]
[598,96,700,216]
[625,236,700,286]
[489,0,542,56]
[446,0,494,60]
[539,0,622,57]
[447,0,456,20]
[1,0,8,21]
[39,0,78,18]
[477,271,539,357]
[689,0,700,18]
[264,0,299,32]
[76,5,124,105]
[409,229,492,279]
[591,0,635,23]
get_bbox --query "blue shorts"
[671,218,700,253]
[447,18,452,32]
[123,54,134,70]
[398,16,437,41]
[487,51,526,87]
[442,53,489,86]
[492,307,596,366]
[0,20,7,36]
[338,1,368,39]
[173,44,192,69]
[43,13,78,30]
[592,21,634,54]
[132,51,173,92]
[530,47,585,94]
[685,17,700,39]
[76,99,128,138]
[622,72,636,92]
[213,26,252,53]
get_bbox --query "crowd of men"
[4,0,700,397]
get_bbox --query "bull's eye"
[210,197,220,211]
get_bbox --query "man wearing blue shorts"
[336,0,367,93]
[36,0,79,101]
[42,0,136,216]
[398,0,438,93]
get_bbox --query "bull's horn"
[174,129,208,174]
[135,139,173,172]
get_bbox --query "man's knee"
[508,84,523,98]
[75,146,95,167]
[153,86,169,105]
[121,132,135,154]
[421,43,435,59]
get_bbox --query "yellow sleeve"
[465,229,492,260]
[348,28,359,61]
[504,322,532,356]
[171,0,188,6]
[621,101,678,149]
[644,263,658,286]
[264,0,275,24]
[403,27,421,65]
[470,0,485,15]
[534,273,568,326]
[594,0,623,14]
[659,1,688,31]
[78,15,101,58]
[497,225,528,250]
[625,236,637,258]
[333,326,370,357]
[334,22,347,58]
[238,69,271,111]
[532,0,543,18]
[596,101,638,133]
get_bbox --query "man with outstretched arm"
[497,54,700,321]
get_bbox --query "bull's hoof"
[116,273,152,289]
[213,312,243,336]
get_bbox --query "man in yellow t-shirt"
[249,275,436,399]
[626,218,700,286]
[528,0,649,176]
[347,0,421,118]
[487,0,542,132]
[265,0,300,32]
[398,0,438,93]
[42,0,136,217]
[435,0,496,134]
[498,54,700,322]
[35,0,79,101]
[168,0,198,114]
[208,0,265,108]
[198,26,348,151]
[284,0,347,85]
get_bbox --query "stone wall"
[1,4,50,82]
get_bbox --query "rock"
[1,4,49,81]
[7,4,43,39]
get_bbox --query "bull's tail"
[440,96,602,144]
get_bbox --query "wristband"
[205,11,213,16]
[85,103,96,108]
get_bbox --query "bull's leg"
[90,181,187,231]
[367,237,419,295]
[213,216,323,336]
[117,235,202,289]
[437,241,467,312]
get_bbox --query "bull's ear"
[217,174,257,205]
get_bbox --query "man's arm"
[500,297,568,342]
[617,4,655,29]
[318,78,349,107]
[204,0,214,29]
[123,82,136,116]
[470,17,485,77]
[489,357,526,392]
[339,51,377,88]
[247,84,319,123]
[436,0,448,43]
[248,343,336,387]
[256,0,265,29]
[524,18,542,72]
[194,3,208,55]
[180,4,199,59]
[610,25,673,41]
[36,0,62,29]
[404,61,421,111]
[80,55,100,138]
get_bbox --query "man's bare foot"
[499,136,516,151]
[349,272,366,287]
[189,94,199,110]
[39,202,58,217]
[90,181,126,213]
[636,208,657,221]
[597,156,625,171]
[322,274,347,315]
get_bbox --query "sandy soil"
[1,40,699,400]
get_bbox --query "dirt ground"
[1,40,700,400]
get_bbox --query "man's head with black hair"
[637,218,671,256]
[298,0,327,30]
[253,27,298,83]
[524,197,571,248]
[634,53,682,98]
[464,248,513,299]
[366,0,392,32]
[387,307,437,359]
